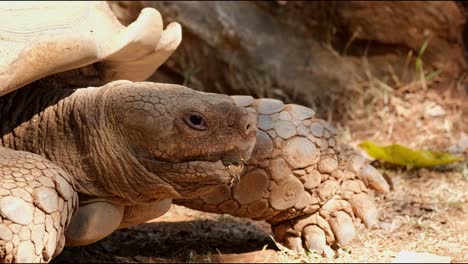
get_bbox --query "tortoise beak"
[220,143,254,166]
[221,152,243,166]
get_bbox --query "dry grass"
[62,168,466,263]
[272,168,467,263]
[55,42,467,264]
[271,47,468,263]
[224,51,468,262]
[332,50,467,153]
[304,49,467,263]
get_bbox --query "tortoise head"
[105,81,257,198]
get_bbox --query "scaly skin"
[0,80,255,203]
[0,80,256,261]
[0,80,388,260]
[116,95,390,253]
[0,147,78,263]
[175,96,390,252]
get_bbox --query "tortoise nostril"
[244,121,256,137]
[238,111,257,138]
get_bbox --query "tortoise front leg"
[0,147,78,263]
[175,97,389,253]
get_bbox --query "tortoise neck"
[0,82,146,203]
[0,82,78,152]
[0,83,96,183]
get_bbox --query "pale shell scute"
[284,104,315,121]
[274,121,297,139]
[254,98,284,114]
[310,122,324,137]
[258,114,274,131]
[231,95,254,107]
[284,137,319,168]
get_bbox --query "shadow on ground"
[53,216,277,263]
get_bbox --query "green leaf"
[418,39,429,58]
[424,69,441,81]
[415,39,429,72]
[358,140,464,168]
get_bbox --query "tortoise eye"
[184,112,208,131]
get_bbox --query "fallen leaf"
[358,140,464,169]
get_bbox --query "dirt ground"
[48,2,467,263]
[51,170,468,263]
[52,70,467,263]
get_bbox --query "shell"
[0,2,181,96]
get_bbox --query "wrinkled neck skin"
[0,81,181,205]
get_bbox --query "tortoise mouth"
[220,151,249,167]
[137,156,245,197]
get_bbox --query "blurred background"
[55,2,468,263]
[108,1,467,153]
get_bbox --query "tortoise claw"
[359,164,390,194]
[272,206,357,254]
[348,192,378,228]
[303,225,326,253]
[284,236,305,253]
[329,211,356,245]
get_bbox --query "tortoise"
[0,2,389,263]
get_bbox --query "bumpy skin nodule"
[0,147,78,263]
[175,96,390,253]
